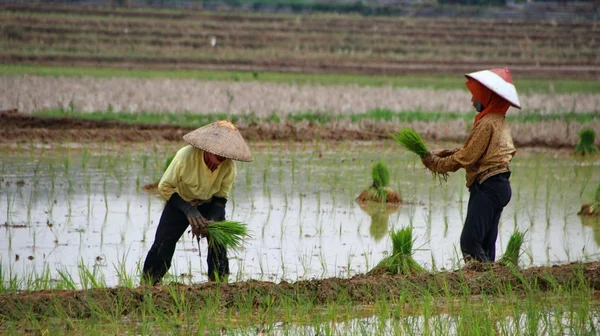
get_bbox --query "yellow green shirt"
[158,145,237,202]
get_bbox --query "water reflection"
[357,201,400,242]
[579,215,600,247]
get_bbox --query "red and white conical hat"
[465,68,521,109]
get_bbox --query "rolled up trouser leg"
[199,202,229,281]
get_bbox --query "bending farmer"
[421,68,520,263]
[142,120,253,284]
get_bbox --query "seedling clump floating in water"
[356,161,401,203]
[575,128,598,156]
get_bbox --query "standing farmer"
[142,120,253,284]
[421,68,520,263]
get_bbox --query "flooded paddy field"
[1,141,599,288]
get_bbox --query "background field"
[1,4,599,78]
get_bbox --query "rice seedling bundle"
[575,128,598,156]
[390,128,449,183]
[372,161,390,188]
[373,227,425,275]
[500,231,525,266]
[356,161,401,203]
[390,128,429,158]
[206,221,250,250]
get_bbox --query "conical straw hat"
[183,120,253,162]
[465,67,521,109]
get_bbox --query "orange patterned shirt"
[425,113,516,187]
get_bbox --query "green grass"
[32,108,600,129]
[1,260,597,335]
[2,65,599,93]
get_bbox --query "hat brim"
[183,121,254,162]
[465,70,521,109]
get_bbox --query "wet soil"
[0,262,598,320]
[0,111,590,148]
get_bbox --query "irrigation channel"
[2,141,599,286]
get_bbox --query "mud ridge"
[2,111,596,148]
[0,262,598,320]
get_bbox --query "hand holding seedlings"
[188,216,212,238]
[433,149,457,158]
[420,149,456,167]
[420,153,435,167]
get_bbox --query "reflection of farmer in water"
[421,68,520,263]
[142,121,253,284]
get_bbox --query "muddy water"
[242,311,600,336]
[1,142,599,287]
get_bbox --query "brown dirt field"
[2,54,597,79]
[1,111,598,148]
[0,262,598,320]
[2,4,597,31]
[2,4,599,79]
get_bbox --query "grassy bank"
[0,262,598,335]
[2,65,599,94]
[33,108,600,127]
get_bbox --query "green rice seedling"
[356,161,401,203]
[500,231,526,266]
[575,128,598,156]
[206,221,250,250]
[391,128,448,182]
[371,226,425,275]
[390,128,429,158]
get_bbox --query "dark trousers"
[460,172,512,262]
[142,199,229,284]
